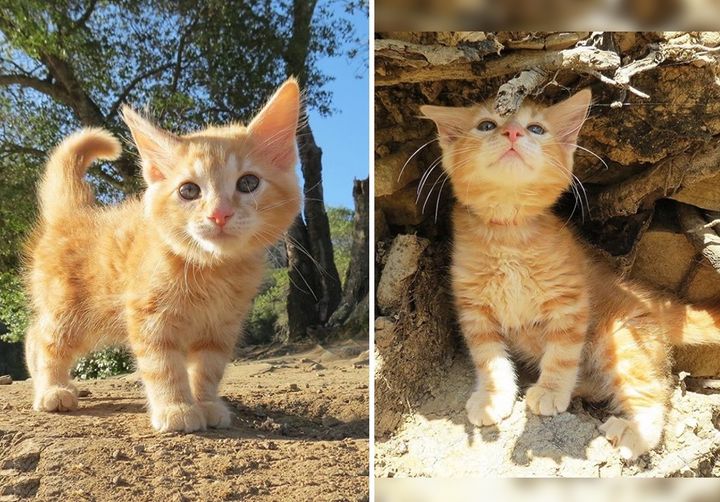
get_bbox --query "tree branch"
[590,140,720,220]
[375,40,620,87]
[107,63,173,119]
[171,14,201,93]
[72,0,99,31]
[0,73,71,103]
[0,142,46,158]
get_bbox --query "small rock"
[111,450,128,461]
[377,234,430,311]
[132,444,145,455]
[0,375,12,385]
[288,383,300,392]
[111,476,126,486]
[250,363,275,376]
[308,362,325,371]
[78,389,91,398]
[1,402,12,410]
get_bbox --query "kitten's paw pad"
[199,400,232,429]
[466,389,515,426]
[151,403,207,433]
[35,386,79,412]
[599,416,652,461]
[525,385,571,416]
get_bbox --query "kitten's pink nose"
[503,124,524,143]
[208,208,234,227]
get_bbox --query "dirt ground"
[375,353,720,478]
[0,341,369,501]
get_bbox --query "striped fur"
[422,90,720,460]
[24,79,302,432]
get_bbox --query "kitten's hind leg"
[188,339,233,429]
[26,320,80,412]
[599,325,671,460]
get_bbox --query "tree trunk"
[329,178,369,330]
[297,122,342,323]
[285,214,321,338]
[283,0,343,339]
[375,31,720,436]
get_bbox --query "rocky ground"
[0,341,369,501]
[375,353,720,478]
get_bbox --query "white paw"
[151,403,207,433]
[599,416,655,461]
[34,386,79,412]
[199,400,232,428]
[466,389,516,426]
[525,385,571,416]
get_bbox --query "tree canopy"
[0,0,367,342]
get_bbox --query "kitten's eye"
[477,120,497,132]
[527,124,545,135]
[178,182,201,200]
[237,174,260,193]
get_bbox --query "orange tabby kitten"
[421,90,720,460]
[24,79,301,432]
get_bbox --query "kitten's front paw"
[525,385,571,416]
[466,389,515,426]
[34,386,79,412]
[151,403,207,433]
[599,416,657,461]
[198,400,232,429]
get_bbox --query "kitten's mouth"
[501,148,522,160]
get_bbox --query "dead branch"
[677,203,720,274]
[591,141,720,220]
[494,68,548,117]
[375,40,619,87]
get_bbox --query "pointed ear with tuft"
[545,89,592,154]
[121,105,181,185]
[248,78,300,170]
[419,105,476,148]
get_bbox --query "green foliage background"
[0,0,366,378]
[245,206,353,345]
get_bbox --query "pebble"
[288,383,300,392]
[78,389,91,397]
[0,375,12,385]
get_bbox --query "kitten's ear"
[121,106,181,184]
[248,78,300,170]
[419,105,476,148]
[545,89,592,152]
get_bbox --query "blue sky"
[305,5,369,209]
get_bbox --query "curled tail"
[38,128,121,223]
[668,303,720,346]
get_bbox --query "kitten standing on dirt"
[24,79,301,432]
[421,89,720,460]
